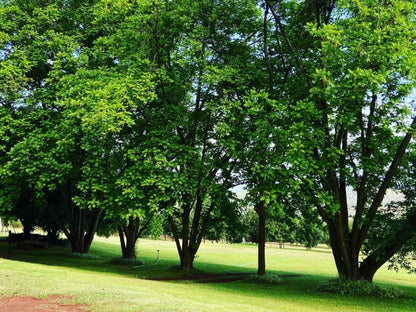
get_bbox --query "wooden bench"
[1,231,50,259]
[16,240,49,249]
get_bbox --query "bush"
[245,273,281,285]
[68,252,101,260]
[110,257,145,266]
[318,278,403,298]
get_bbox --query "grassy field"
[0,236,415,311]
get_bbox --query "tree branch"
[358,116,416,247]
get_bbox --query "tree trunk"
[257,199,266,275]
[83,209,102,253]
[358,262,378,283]
[328,212,416,282]
[322,117,416,282]
[359,213,416,282]
[118,225,138,259]
[328,225,361,280]
[70,236,84,253]
[169,200,203,272]
[20,218,33,239]
[181,245,195,272]
[118,214,155,259]
[68,208,102,253]
[46,224,60,246]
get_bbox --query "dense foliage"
[1,0,416,281]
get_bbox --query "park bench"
[15,240,49,249]
[0,231,50,259]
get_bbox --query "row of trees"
[1,0,416,282]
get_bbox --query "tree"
[264,0,416,281]
[198,191,244,243]
[49,1,159,254]
[267,193,328,249]
[137,0,262,271]
[219,91,303,275]
[216,2,316,275]
[0,0,155,253]
[0,1,85,245]
[363,144,416,275]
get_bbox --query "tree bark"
[82,208,103,253]
[257,199,266,275]
[21,218,33,239]
[327,220,361,280]
[359,213,416,282]
[180,245,196,272]
[341,118,416,281]
[118,217,139,259]
[169,196,209,272]
[118,225,138,259]
[67,208,102,253]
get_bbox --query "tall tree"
[138,0,262,270]
[215,1,318,275]
[47,0,157,254]
[0,0,155,253]
[264,0,416,281]
[0,1,90,247]
[218,90,305,275]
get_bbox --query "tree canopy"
[1,0,416,282]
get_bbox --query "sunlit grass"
[0,236,415,311]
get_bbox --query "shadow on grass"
[0,238,334,283]
[1,239,416,311]
[0,239,257,279]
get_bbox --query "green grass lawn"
[0,236,415,311]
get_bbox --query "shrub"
[110,257,145,266]
[69,252,100,260]
[318,278,403,298]
[245,273,282,285]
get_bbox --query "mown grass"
[0,236,415,311]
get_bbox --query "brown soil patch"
[0,295,88,312]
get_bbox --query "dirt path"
[0,295,88,312]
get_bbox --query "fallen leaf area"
[0,295,87,312]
